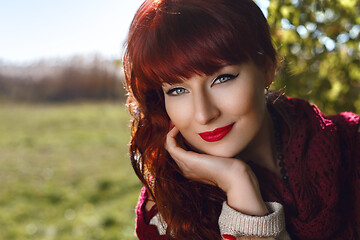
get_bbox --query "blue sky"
[0,0,144,64]
[0,0,267,64]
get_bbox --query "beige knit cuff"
[219,201,288,239]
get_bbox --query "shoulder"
[271,95,360,163]
[136,186,158,223]
[275,95,359,133]
[276,95,360,167]
[326,112,360,136]
[135,186,164,239]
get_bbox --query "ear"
[264,57,276,88]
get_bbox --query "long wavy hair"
[123,0,277,239]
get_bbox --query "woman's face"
[162,62,272,158]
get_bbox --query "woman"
[123,0,360,239]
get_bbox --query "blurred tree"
[267,0,360,114]
[0,55,127,102]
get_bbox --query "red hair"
[123,0,276,239]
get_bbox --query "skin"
[162,62,276,215]
[147,61,278,239]
[163,64,267,158]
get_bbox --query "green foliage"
[267,0,360,114]
[0,103,140,240]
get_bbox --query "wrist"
[224,163,268,216]
[227,189,269,216]
[219,160,249,193]
[219,202,288,239]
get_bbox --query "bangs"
[126,0,266,91]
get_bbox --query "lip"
[198,123,235,142]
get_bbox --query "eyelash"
[165,73,239,96]
[166,87,187,96]
[211,73,239,86]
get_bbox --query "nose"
[193,91,220,125]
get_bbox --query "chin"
[202,147,240,158]
[187,139,242,158]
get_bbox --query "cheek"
[164,98,192,129]
[224,84,261,115]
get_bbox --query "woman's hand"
[165,126,268,216]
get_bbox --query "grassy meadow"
[0,102,141,240]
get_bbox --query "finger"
[166,129,190,161]
[165,126,179,151]
[169,120,175,130]
[165,127,195,165]
[167,124,179,138]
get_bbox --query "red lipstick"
[198,123,234,142]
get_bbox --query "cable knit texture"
[218,202,290,239]
[134,96,360,240]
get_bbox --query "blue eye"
[211,73,239,86]
[166,87,187,96]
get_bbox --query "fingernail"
[169,121,175,129]
[222,234,236,240]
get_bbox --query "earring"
[264,86,269,101]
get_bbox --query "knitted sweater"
[134,97,360,239]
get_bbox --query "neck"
[238,109,278,173]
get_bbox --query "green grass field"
[0,102,142,240]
